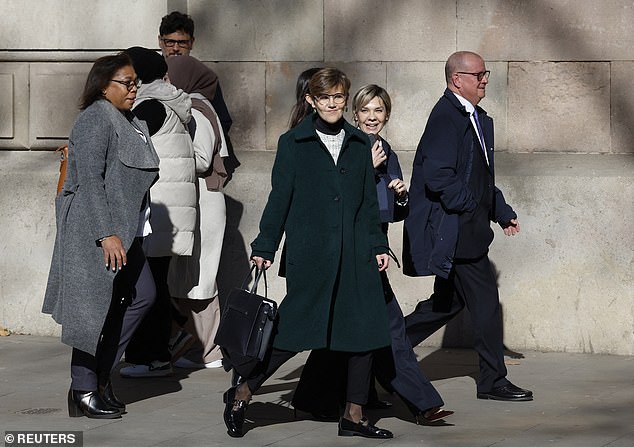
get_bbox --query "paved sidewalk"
[1,335,633,447]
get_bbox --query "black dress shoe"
[338,417,393,439]
[223,386,248,438]
[477,383,533,401]
[67,389,122,419]
[99,381,126,412]
[365,399,393,410]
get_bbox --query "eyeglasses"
[110,78,142,91]
[456,70,491,81]
[160,37,192,48]
[314,93,347,105]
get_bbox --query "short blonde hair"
[352,84,391,117]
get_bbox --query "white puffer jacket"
[134,80,205,257]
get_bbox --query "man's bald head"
[445,51,484,84]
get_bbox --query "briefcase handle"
[241,264,268,298]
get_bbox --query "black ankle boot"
[68,389,122,419]
[99,381,126,412]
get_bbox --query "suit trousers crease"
[405,254,508,393]
[71,239,156,391]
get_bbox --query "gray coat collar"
[97,100,160,170]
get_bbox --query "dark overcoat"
[402,89,516,279]
[42,100,160,355]
[251,115,391,353]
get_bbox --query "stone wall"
[1,0,632,354]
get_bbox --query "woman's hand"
[371,140,387,168]
[251,256,272,270]
[100,235,126,271]
[376,253,390,272]
[387,178,408,198]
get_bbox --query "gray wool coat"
[42,99,160,355]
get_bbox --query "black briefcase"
[214,265,277,361]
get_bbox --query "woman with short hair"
[222,68,394,439]
[293,84,454,425]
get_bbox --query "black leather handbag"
[214,265,277,361]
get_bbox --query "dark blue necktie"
[473,109,485,147]
[473,109,488,163]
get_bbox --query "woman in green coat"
[222,68,393,440]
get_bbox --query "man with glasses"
[158,11,232,134]
[402,51,533,402]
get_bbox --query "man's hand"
[100,235,126,271]
[503,219,521,236]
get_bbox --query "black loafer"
[338,417,393,439]
[223,386,248,438]
[477,382,533,401]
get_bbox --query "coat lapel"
[445,90,495,173]
[112,110,160,170]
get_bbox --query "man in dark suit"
[402,51,532,402]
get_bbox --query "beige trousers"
[174,297,222,364]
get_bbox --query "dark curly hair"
[159,11,194,38]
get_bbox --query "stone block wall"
[1,0,633,354]
[3,0,634,154]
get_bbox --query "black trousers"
[247,348,373,406]
[292,271,444,415]
[381,289,444,412]
[124,256,172,364]
[404,254,509,393]
[71,239,156,391]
